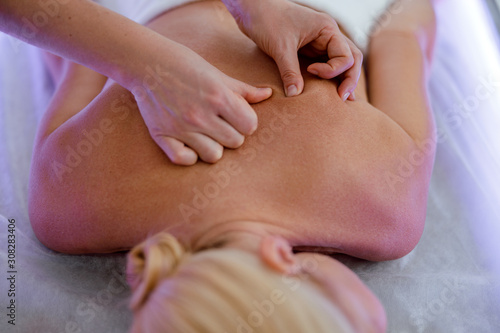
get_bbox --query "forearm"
[222,0,279,24]
[0,0,177,90]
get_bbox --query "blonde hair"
[126,232,354,333]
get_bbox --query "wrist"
[222,0,289,33]
[107,26,183,93]
[222,0,286,26]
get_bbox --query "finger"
[218,82,262,136]
[239,84,273,104]
[307,32,353,79]
[181,101,247,149]
[157,136,198,166]
[348,91,356,101]
[272,43,305,97]
[201,114,247,149]
[337,40,363,101]
[179,132,224,164]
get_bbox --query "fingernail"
[287,85,298,97]
[261,87,273,95]
[308,69,319,76]
[342,92,350,102]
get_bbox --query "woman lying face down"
[127,229,386,333]
[28,0,438,332]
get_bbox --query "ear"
[259,236,297,274]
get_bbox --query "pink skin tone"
[198,227,387,333]
[222,0,361,100]
[0,0,362,166]
[29,1,437,331]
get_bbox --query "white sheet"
[1,0,500,332]
[292,0,393,52]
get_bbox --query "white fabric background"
[0,0,499,332]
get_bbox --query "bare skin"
[28,0,437,261]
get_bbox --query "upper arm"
[343,102,435,261]
[35,61,108,141]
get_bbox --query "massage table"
[1,0,499,331]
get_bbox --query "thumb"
[273,48,304,97]
[235,82,273,104]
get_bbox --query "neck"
[181,219,300,251]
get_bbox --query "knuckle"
[226,134,245,149]
[163,120,182,136]
[343,54,355,68]
[351,46,363,60]
[203,146,223,164]
[207,91,229,113]
[236,110,258,135]
[273,44,295,64]
[280,68,299,82]
[322,22,340,36]
[181,109,205,128]
[348,55,356,67]
[168,147,196,166]
[169,151,186,165]
[356,50,364,63]
[319,12,336,26]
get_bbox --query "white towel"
[92,0,202,25]
[93,0,394,52]
[291,0,394,52]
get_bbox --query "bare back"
[29,1,432,260]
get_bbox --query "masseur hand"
[133,41,273,165]
[223,0,362,101]
[0,0,272,166]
